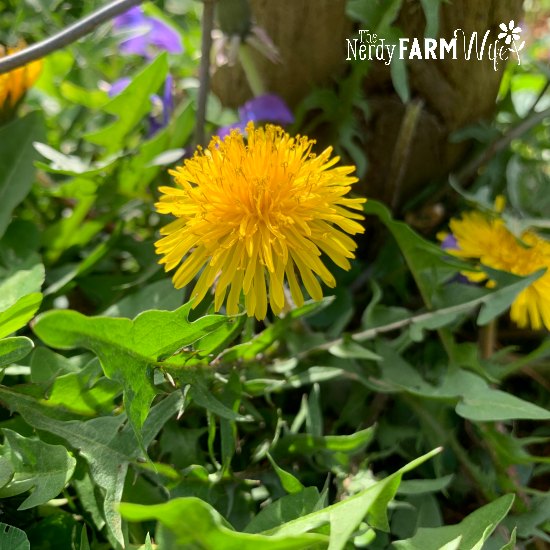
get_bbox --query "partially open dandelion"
[0,42,42,120]
[155,123,366,320]
[441,207,550,331]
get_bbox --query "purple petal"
[113,6,147,28]
[149,18,183,54]
[108,77,132,97]
[119,33,153,57]
[114,7,183,57]
[148,75,174,136]
[217,122,248,140]
[238,94,294,126]
[441,234,459,251]
[161,74,174,126]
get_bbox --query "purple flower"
[107,75,174,136]
[441,233,459,251]
[218,94,294,138]
[113,6,183,58]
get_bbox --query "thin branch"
[0,0,144,75]
[455,105,550,187]
[194,0,216,148]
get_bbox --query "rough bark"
[211,0,352,107]
[211,0,524,211]
[364,0,524,208]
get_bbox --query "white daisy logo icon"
[498,20,522,45]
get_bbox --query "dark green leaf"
[0,111,45,238]
[0,429,76,509]
[0,523,30,550]
[0,386,182,548]
[394,494,515,550]
[33,303,232,439]
[85,54,169,152]
[0,337,34,369]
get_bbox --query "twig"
[455,105,550,187]
[479,319,497,359]
[294,294,487,361]
[386,99,423,212]
[194,0,216,148]
[0,0,144,75]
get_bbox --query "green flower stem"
[194,0,216,147]
[238,43,266,97]
[479,319,497,359]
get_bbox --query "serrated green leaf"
[0,429,76,510]
[0,386,182,548]
[120,497,328,550]
[393,494,515,550]
[0,255,43,314]
[0,523,30,550]
[46,358,120,416]
[375,343,550,420]
[85,54,169,151]
[33,302,232,441]
[264,449,441,550]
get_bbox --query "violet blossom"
[218,93,294,138]
[113,6,183,58]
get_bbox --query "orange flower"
[0,42,42,119]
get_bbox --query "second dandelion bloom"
[442,207,550,331]
[0,42,42,121]
[155,123,366,320]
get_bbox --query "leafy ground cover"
[0,1,549,549]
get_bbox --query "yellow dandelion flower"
[443,209,550,331]
[155,123,366,320]
[0,42,42,119]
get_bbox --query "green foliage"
[0,112,45,239]
[33,302,236,440]
[394,495,515,549]
[0,0,548,548]
[0,523,30,550]
[0,429,76,510]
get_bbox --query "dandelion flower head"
[442,207,550,331]
[155,123,366,319]
[0,43,42,115]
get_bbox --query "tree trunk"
[211,0,524,211]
